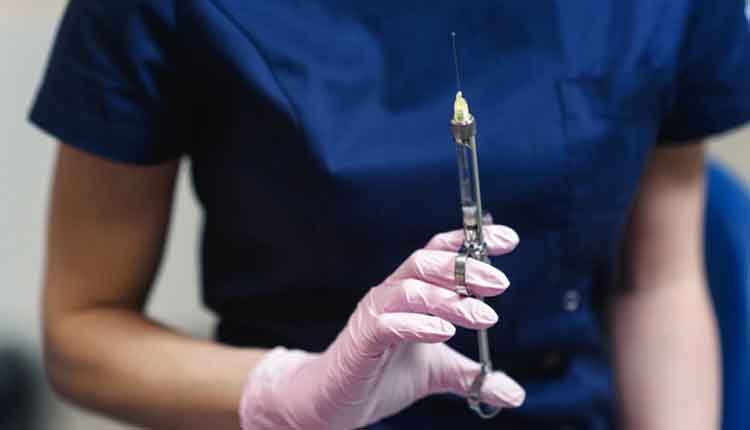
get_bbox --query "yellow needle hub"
[453,91,472,124]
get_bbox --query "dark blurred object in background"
[0,346,43,430]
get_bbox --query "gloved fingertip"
[485,225,520,255]
[484,372,526,408]
[465,260,510,297]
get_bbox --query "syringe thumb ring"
[467,364,502,419]
[454,251,470,296]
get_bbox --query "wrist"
[239,347,321,430]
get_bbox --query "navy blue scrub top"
[31,1,750,428]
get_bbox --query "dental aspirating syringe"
[450,32,501,419]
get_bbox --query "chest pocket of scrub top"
[555,66,670,271]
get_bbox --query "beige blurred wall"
[1,2,748,429]
[711,130,750,183]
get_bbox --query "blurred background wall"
[1,2,748,429]
[1,2,213,428]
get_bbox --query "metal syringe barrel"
[451,92,485,247]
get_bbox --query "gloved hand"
[239,225,524,430]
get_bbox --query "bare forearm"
[45,307,267,429]
[612,276,720,430]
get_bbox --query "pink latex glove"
[240,225,525,430]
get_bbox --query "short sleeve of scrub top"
[30,0,183,164]
[659,0,750,143]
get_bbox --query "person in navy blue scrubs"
[32,1,750,429]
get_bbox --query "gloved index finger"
[424,225,520,256]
